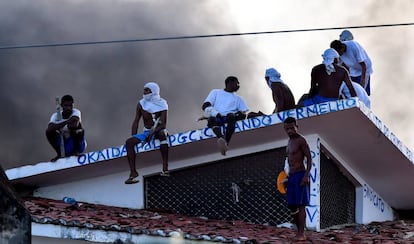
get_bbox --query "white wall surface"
[356,185,396,224]
[34,171,143,209]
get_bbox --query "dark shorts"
[133,128,168,141]
[287,171,310,207]
[207,113,245,128]
[303,94,338,106]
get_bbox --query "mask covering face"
[143,93,153,101]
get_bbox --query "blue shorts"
[303,94,338,106]
[58,135,86,155]
[287,171,310,207]
[133,129,150,141]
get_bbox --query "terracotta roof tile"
[24,196,414,243]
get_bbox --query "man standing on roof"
[46,95,86,162]
[264,67,296,113]
[124,82,169,184]
[202,76,249,156]
[283,116,312,241]
[330,39,373,95]
[303,48,356,106]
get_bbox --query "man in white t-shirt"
[330,40,373,95]
[46,95,86,162]
[202,76,249,156]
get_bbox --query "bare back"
[311,64,349,98]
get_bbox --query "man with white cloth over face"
[264,68,295,113]
[202,76,249,156]
[124,82,169,184]
[304,48,356,106]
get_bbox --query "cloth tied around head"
[322,48,340,75]
[339,30,353,41]
[265,68,283,87]
[139,82,168,113]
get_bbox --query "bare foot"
[293,234,307,241]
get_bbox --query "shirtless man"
[124,82,169,184]
[304,48,356,106]
[283,116,312,241]
[264,68,295,113]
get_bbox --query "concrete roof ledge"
[6,98,414,200]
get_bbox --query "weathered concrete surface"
[0,165,31,244]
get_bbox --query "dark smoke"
[0,0,264,169]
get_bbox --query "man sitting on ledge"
[202,76,249,156]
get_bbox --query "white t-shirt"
[204,89,249,115]
[341,40,373,77]
[340,81,371,108]
[49,108,82,132]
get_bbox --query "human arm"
[359,61,367,88]
[143,110,167,143]
[131,104,142,135]
[309,68,319,97]
[301,137,312,186]
[47,113,80,132]
[202,90,222,118]
[343,68,357,97]
[152,110,167,134]
[202,101,221,118]
[235,96,249,119]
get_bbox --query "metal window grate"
[145,147,356,228]
[320,152,355,229]
[145,148,292,226]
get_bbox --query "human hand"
[300,175,310,186]
[143,131,154,144]
[361,76,366,88]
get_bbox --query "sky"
[0,0,413,169]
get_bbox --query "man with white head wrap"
[264,68,295,113]
[331,39,373,95]
[303,48,356,106]
[124,82,170,184]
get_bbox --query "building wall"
[356,183,395,224]
[319,139,396,224]
[34,171,143,209]
[0,166,31,244]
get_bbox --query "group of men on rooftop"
[46,29,372,179]
[45,29,372,241]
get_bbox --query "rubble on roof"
[25,196,414,243]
